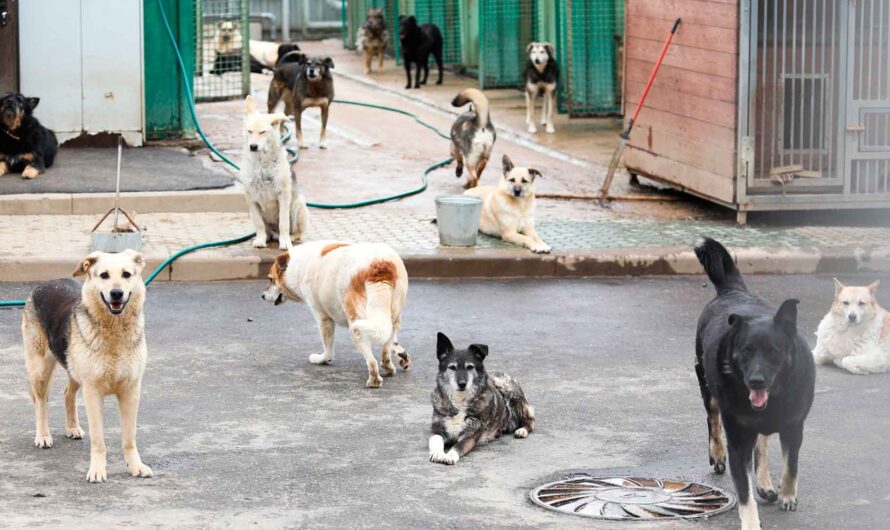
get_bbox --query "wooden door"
[0,0,18,93]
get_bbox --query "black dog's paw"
[436,80,443,85]
[757,487,778,503]
[405,84,412,89]
[779,497,798,512]
[709,457,726,474]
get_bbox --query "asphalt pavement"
[0,276,888,528]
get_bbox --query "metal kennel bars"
[478,0,540,89]
[557,0,624,116]
[738,0,890,210]
[194,0,250,101]
[410,0,463,65]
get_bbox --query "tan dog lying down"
[262,241,411,388]
[464,154,551,253]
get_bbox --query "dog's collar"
[3,129,20,140]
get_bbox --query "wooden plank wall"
[623,0,740,204]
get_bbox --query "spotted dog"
[429,332,535,465]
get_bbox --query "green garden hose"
[0,1,453,309]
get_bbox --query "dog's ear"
[244,95,256,114]
[773,299,800,336]
[27,97,40,111]
[436,332,454,360]
[323,57,335,70]
[269,112,289,125]
[544,42,555,59]
[526,42,535,54]
[502,154,514,175]
[469,344,488,361]
[122,249,145,275]
[273,253,289,274]
[528,168,542,180]
[73,251,102,278]
[833,277,845,296]
[868,280,881,295]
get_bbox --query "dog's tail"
[694,237,747,295]
[452,88,490,128]
[349,260,399,345]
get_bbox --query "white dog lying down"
[261,241,411,388]
[813,279,890,374]
[238,95,310,250]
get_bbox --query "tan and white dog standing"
[450,88,496,189]
[813,279,890,374]
[261,241,411,388]
[464,154,551,253]
[22,250,153,482]
[239,95,310,250]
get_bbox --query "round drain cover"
[530,475,736,521]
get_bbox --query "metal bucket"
[435,195,482,246]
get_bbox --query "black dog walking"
[398,16,443,89]
[0,93,58,180]
[694,238,814,530]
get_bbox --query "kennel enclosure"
[623,0,890,222]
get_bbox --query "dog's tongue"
[749,389,769,410]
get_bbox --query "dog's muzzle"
[847,313,859,324]
[249,143,259,152]
[513,187,523,197]
[102,289,129,315]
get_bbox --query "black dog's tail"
[694,237,747,295]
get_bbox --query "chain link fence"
[479,0,539,89]
[194,0,250,101]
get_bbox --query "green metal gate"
[410,0,463,65]
[556,0,624,116]
[194,0,250,102]
[478,0,539,88]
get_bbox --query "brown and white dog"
[357,8,388,74]
[813,279,890,374]
[524,42,558,134]
[464,154,551,253]
[22,250,153,483]
[261,241,411,388]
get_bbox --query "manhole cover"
[530,475,736,521]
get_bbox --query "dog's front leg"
[319,104,329,149]
[778,424,803,511]
[364,49,372,74]
[277,194,292,250]
[502,230,548,254]
[21,153,43,179]
[309,316,335,364]
[118,382,153,478]
[811,338,833,365]
[82,384,108,483]
[525,90,537,133]
[64,379,84,439]
[840,347,886,374]
[0,156,8,176]
[294,108,306,149]
[414,62,423,88]
[404,61,413,89]
[248,202,268,248]
[754,434,777,501]
[544,87,556,134]
[523,226,552,254]
[726,426,759,530]
[428,433,452,464]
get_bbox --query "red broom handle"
[621,18,681,139]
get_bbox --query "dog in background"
[398,15,443,89]
[694,238,815,530]
[813,279,890,374]
[267,56,335,149]
[524,42,558,134]
[22,250,153,482]
[239,95,310,250]
[261,241,411,388]
[358,8,388,74]
[429,332,535,465]
[464,155,550,253]
[450,88,495,189]
[0,93,58,179]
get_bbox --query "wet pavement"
[0,277,888,528]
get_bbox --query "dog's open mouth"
[101,295,128,315]
[748,389,769,411]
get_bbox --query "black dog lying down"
[0,93,58,179]
[398,15,443,89]
[694,238,815,530]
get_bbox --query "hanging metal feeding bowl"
[90,137,143,252]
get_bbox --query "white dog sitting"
[813,279,890,374]
[238,95,310,250]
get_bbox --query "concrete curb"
[4,245,890,283]
[0,187,246,216]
